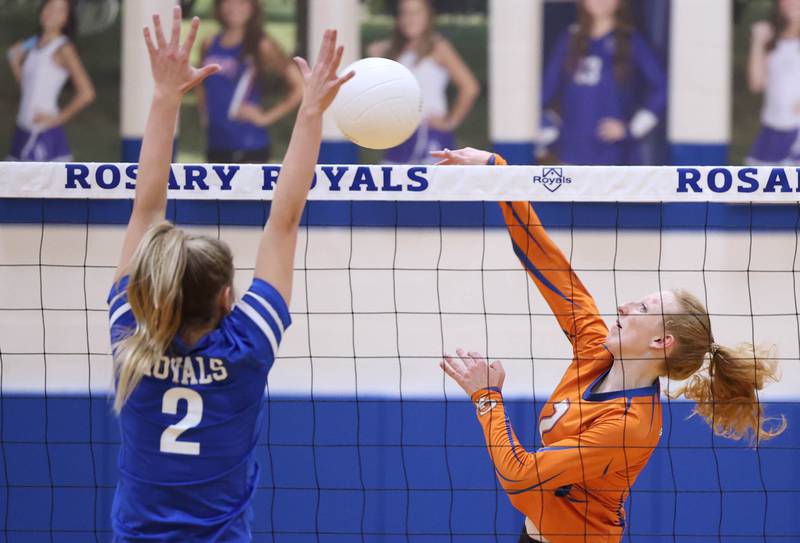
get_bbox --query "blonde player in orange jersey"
[432,147,787,543]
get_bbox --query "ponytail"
[672,343,787,443]
[113,223,188,413]
[664,290,787,443]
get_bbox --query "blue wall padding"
[0,396,797,542]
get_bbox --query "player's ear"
[219,285,234,315]
[650,334,675,353]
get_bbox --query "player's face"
[582,0,621,20]
[605,291,678,361]
[779,0,800,24]
[398,0,431,41]
[40,0,69,33]
[220,0,254,30]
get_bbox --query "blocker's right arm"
[114,7,218,282]
[252,30,353,304]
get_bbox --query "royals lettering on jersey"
[143,355,229,384]
[107,274,291,542]
[470,156,662,543]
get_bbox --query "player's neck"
[404,37,426,53]
[39,30,63,46]
[591,18,615,38]
[595,359,659,394]
[783,21,800,39]
[221,28,245,47]
[180,324,216,348]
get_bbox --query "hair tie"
[710,343,720,357]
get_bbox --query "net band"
[2,162,800,202]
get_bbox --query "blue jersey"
[107,276,291,542]
[202,36,270,152]
[542,29,667,165]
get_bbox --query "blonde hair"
[113,222,233,412]
[663,290,787,443]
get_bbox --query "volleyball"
[332,57,423,149]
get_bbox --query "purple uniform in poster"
[542,29,667,165]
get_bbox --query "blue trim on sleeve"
[506,472,563,495]
[487,154,497,166]
[250,278,291,329]
[494,468,524,484]
[504,415,524,466]
[510,240,576,306]
[505,201,546,254]
[479,386,502,395]
[649,392,657,432]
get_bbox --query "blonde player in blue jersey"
[107,7,353,541]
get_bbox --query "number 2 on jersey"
[160,387,203,456]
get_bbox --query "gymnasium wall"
[1,204,799,542]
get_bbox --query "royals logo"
[532,167,572,192]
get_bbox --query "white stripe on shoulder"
[236,301,279,356]
[244,291,286,334]
[109,303,132,327]
[108,289,126,309]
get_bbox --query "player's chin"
[603,335,621,358]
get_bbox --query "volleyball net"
[1,162,799,541]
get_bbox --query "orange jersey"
[471,171,662,542]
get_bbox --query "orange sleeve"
[471,389,642,493]
[490,158,607,354]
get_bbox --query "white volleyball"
[332,57,423,150]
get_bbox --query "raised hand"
[142,6,220,101]
[430,147,494,166]
[293,29,355,116]
[440,349,505,397]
